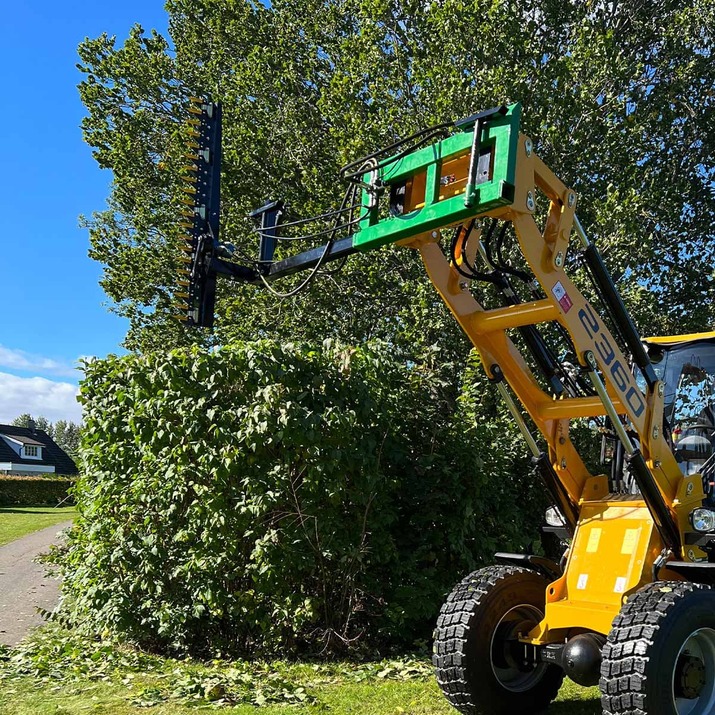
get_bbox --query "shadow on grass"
[0,508,69,514]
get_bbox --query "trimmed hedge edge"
[0,476,76,506]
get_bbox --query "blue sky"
[0,1,169,423]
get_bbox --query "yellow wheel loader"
[174,98,715,715]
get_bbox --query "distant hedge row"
[59,340,545,657]
[0,476,76,506]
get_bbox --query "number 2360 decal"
[577,303,645,418]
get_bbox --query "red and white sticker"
[552,281,573,313]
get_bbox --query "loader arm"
[174,99,710,648]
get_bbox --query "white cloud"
[0,345,81,378]
[0,372,81,424]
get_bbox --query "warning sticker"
[552,281,574,313]
[577,574,589,590]
[586,528,601,553]
[614,577,627,593]
[621,528,640,555]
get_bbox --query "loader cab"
[642,332,715,482]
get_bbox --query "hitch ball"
[562,633,606,686]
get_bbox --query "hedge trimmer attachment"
[174,98,253,328]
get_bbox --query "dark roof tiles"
[2,434,44,446]
[0,424,78,475]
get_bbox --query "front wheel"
[601,581,715,715]
[433,565,563,715]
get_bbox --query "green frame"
[353,103,521,251]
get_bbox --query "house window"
[24,445,40,458]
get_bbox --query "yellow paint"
[621,528,640,555]
[586,528,601,553]
[527,498,659,641]
[643,332,715,345]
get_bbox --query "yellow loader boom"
[175,100,715,715]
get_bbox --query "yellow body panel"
[529,496,661,640]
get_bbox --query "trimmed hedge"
[60,341,545,657]
[0,476,76,506]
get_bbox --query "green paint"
[353,103,521,251]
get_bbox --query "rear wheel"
[433,565,563,715]
[601,581,715,715]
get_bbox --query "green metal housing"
[353,103,521,252]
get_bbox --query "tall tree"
[78,0,714,359]
[54,420,82,461]
[12,413,54,438]
[34,416,54,438]
[11,414,32,428]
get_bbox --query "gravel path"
[0,521,72,647]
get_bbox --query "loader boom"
[174,99,715,713]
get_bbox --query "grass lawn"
[0,505,77,546]
[2,674,601,715]
[1,624,601,715]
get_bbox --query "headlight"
[691,508,715,533]
[545,506,565,527]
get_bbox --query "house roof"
[3,434,44,446]
[0,424,78,474]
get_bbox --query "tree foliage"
[78,0,714,355]
[62,342,543,656]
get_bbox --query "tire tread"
[433,564,563,715]
[600,580,711,715]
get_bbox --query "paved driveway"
[0,521,72,647]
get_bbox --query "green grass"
[1,675,600,715]
[0,621,601,715]
[0,505,77,546]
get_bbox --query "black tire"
[601,580,715,715]
[433,565,564,715]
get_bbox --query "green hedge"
[0,476,76,506]
[59,341,544,657]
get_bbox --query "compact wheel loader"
[173,98,715,715]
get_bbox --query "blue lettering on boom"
[577,305,645,418]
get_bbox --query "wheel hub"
[677,654,707,700]
[672,626,715,715]
[492,619,537,672]
[490,604,545,692]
